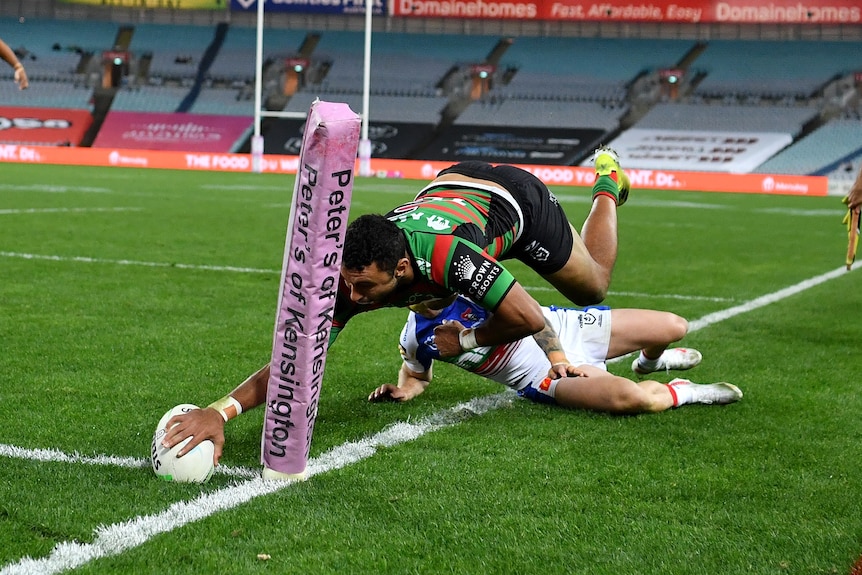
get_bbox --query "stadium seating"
[635,102,819,135]
[499,37,695,103]
[206,26,307,85]
[188,87,255,116]
[284,91,448,124]
[129,23,218,82]
[456,98,624,131]
[1,79,94,109]
[110,85,190,113]
[754,119,862,175]
[0,17,118,82]
[691,40,862,100]
[307,30,495,96]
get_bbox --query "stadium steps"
[176,22,228,113]
[113,25,134,51]
[675,41,708,69]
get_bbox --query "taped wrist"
[458,328,479,351]
[208,395,243,422]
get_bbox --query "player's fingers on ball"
[177,436,202,458]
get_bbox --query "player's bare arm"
[163,363,270,464]
[532,316,589,379]
[368,364,430,402]
[433,283,545,357]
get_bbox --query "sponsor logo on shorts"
[522,240,550,263]
[578,311,602,327]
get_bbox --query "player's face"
[341,262,399,305]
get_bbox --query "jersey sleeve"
[398,312,431,373]
[415,233,517,312]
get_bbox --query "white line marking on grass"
[0,184,111,194]
[0,207,142,216]
[756,207,842,217]
[0,444,258,479]
[527,285,734,302]
[0,252,275,275]
[0,392,516,575]
[685,266,853,333]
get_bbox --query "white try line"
[0,444,258,479]
[0,264,855,575]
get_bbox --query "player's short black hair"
[343,214,407,273]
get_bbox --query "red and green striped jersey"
[388,186,520,308]
[328,186,522,346]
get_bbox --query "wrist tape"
[208,395,243,422]
[458,328,479,351]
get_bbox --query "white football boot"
[632,347,703,375]
[669,378,743,405]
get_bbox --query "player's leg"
[542,149,628,305]
[543,218,616,306]
[606,308,702,375]
[606,309,688,357]
[550,364,675,413]
[519,365,743,412]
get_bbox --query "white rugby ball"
[151,403,215,483]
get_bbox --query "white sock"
[636,351,662,372]
[667,379,695,407]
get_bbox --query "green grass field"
[1,162,860,574]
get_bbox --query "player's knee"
[559,282,607,306]
[581,285,608,306]
[667,313,689,341]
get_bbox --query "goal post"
[250,0,373,175]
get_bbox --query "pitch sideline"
[0,264,855,575]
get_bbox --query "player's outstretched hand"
[547,362,589,380]
[368,384,411,402]
[163,407,225,466]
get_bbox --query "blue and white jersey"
[398,296,612,391]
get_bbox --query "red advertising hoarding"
[393,0,861,23]
[0,107,93,146]
[0,144,829,196]
[92,111,252,153]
